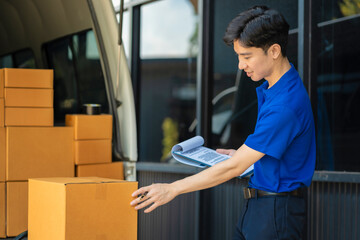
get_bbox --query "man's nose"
[238,61,246,70]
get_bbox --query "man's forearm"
[171,144,263,196]
[171,160,240,195]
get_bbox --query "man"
[131,5,315,239]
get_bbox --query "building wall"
[137,163,360,240]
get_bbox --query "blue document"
[171,136,254,178]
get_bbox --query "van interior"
[0,0,137,166]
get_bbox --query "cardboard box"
[28,177,138,240]
[0,182,5,238]
[5,107,53,126]
[0,128,5,182]
[4,88,53,107]
[6,182,28,237]
[0,99,3,127]
[74,139,112,165]
[0,69,3,98]
[76,162,124,180]
[66,114,112,140]
[2,68,53,88]
[6,127,74,181]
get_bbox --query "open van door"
[87,0,137,180]
[0,0,137,181]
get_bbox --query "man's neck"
[267,58,291,89]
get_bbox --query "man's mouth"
[246,71,253,77]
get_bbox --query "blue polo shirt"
[244,63,316,193]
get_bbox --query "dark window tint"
[314,1,360,171]
[44,30,109,125]
[0,49,36,68]
[13,49,36,68]
[211,0,299,149]
[0,54,13,68]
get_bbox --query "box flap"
[29,177,130,185]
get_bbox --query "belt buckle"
[243,188,252,199]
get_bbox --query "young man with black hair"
[131,5,315,239]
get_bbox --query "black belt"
[243,187,304,199]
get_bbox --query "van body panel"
[88,0,138,163]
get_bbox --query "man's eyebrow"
[238,52,252,55]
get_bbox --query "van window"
[0,54,13,68]
[14,49,36,68]
[44,30,109,125]
[0,49,36,68]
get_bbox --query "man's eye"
[244,57,250,60]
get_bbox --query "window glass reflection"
[141,0,198,59]
[211,0,299,149]
[315,0,360,171]
[316,0,360,23]
[0,49,36,69]
[112,0,131,11]
[0,54,13,68]
[139,0,198,162]
[13,49,36,68]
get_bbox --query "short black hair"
[223,6,290,56]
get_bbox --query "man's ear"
[269,44,282,59]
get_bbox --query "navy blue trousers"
[233,195,306,240]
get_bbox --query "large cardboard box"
[2,68,53,89]
[0,182,5,238]
[74,139,111,165]
[6,182,28,237]
[76,162,124,180]
[66,114,112,140]
[0,69,3,98]
[28,177,138,240]
[4,88,53,107]
[0,99,3,127]
[6,127,74,181]
[5,107,53,126]
[0,128,5,181]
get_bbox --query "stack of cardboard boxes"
[0,68,136,239]
[66,114,124,180]
[0,68,74,238]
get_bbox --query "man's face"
[233,40,274,82]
